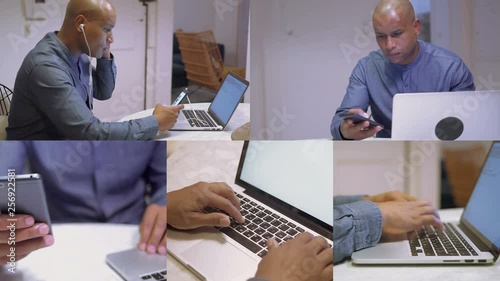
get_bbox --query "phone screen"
[172,90,188,106]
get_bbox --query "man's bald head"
[373,0,415,25]
[58,0,116,58]
[64,0,115,23]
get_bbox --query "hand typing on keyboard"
[167,182,245,229]
[254,232,333,281]
[375,200,444,242]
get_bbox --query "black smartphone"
[172,89,188,106]
[341,114,384,129]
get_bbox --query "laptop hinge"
[207,109,223,127]
[458,223,496,259]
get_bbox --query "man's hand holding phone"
[0,214,54,264]
[339,109,383,140]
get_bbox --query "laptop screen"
[208,73,249,126]
[462,142,500,250]
[236,141,333,227]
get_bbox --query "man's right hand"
[376,200,444,242]
[339,109,382,140]
[1,214,54,264]
[254,232,333,281]
[152,104,184,131]
[167,182,244,230]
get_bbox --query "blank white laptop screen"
[239,141,333,226]
[463,142,500,249]
[209,74,248,125]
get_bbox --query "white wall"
[334,141,441,208]
[173,0,248,68]
[0,0,173,121]
[250,0,379,140]
[432,0,500,92]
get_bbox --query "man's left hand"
[138,204,167,255]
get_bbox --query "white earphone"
[79,22,93,108]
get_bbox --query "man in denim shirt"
[7,0,183,140]
[334,191,444,263]
[331,0,475,140]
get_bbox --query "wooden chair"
[442,144,489,207]
[175,29,245,92]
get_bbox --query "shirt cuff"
[344,200,382,250]
[138,116,159,140]
[334,195,366,206]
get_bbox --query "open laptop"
[167,141,333,281]
[106,248,166,281]
[352,142,500,264]
[170,72,249,131]
[392,91,500,140]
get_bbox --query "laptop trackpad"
[181,239,257,281]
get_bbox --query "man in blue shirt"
[334,191,444,263]
[331,0,475,140]
[0,141,167,263]
[7,0,183,140]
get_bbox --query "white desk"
[167,141,246,281]
[0,223,145,281]
[119,103,250,140]
[335,208,500,281]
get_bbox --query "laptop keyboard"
[182,110,217,128]
[408,223,478,257]
[204,193,332,258]
[140,270,167,281]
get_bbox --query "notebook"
[106,248,166,281]
[351,142,500,264]
[167,141,333,281]
[391,91,500,140]
[170,72,249,131]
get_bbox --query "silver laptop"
[392,91,500,140]
[352,142,500,264]
[106,248,166,281]
[167,141,333,281]
[170,72,249,131]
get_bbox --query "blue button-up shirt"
[331,40,475,139]
[334,195,382,263]
[0,141,166,224]
[7,32,158,140]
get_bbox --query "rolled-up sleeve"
[334,200,382,263]
[28,63,158,140]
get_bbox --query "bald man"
[7,0,183,140]
[331,0,475,140]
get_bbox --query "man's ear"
[413,19,421,36]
